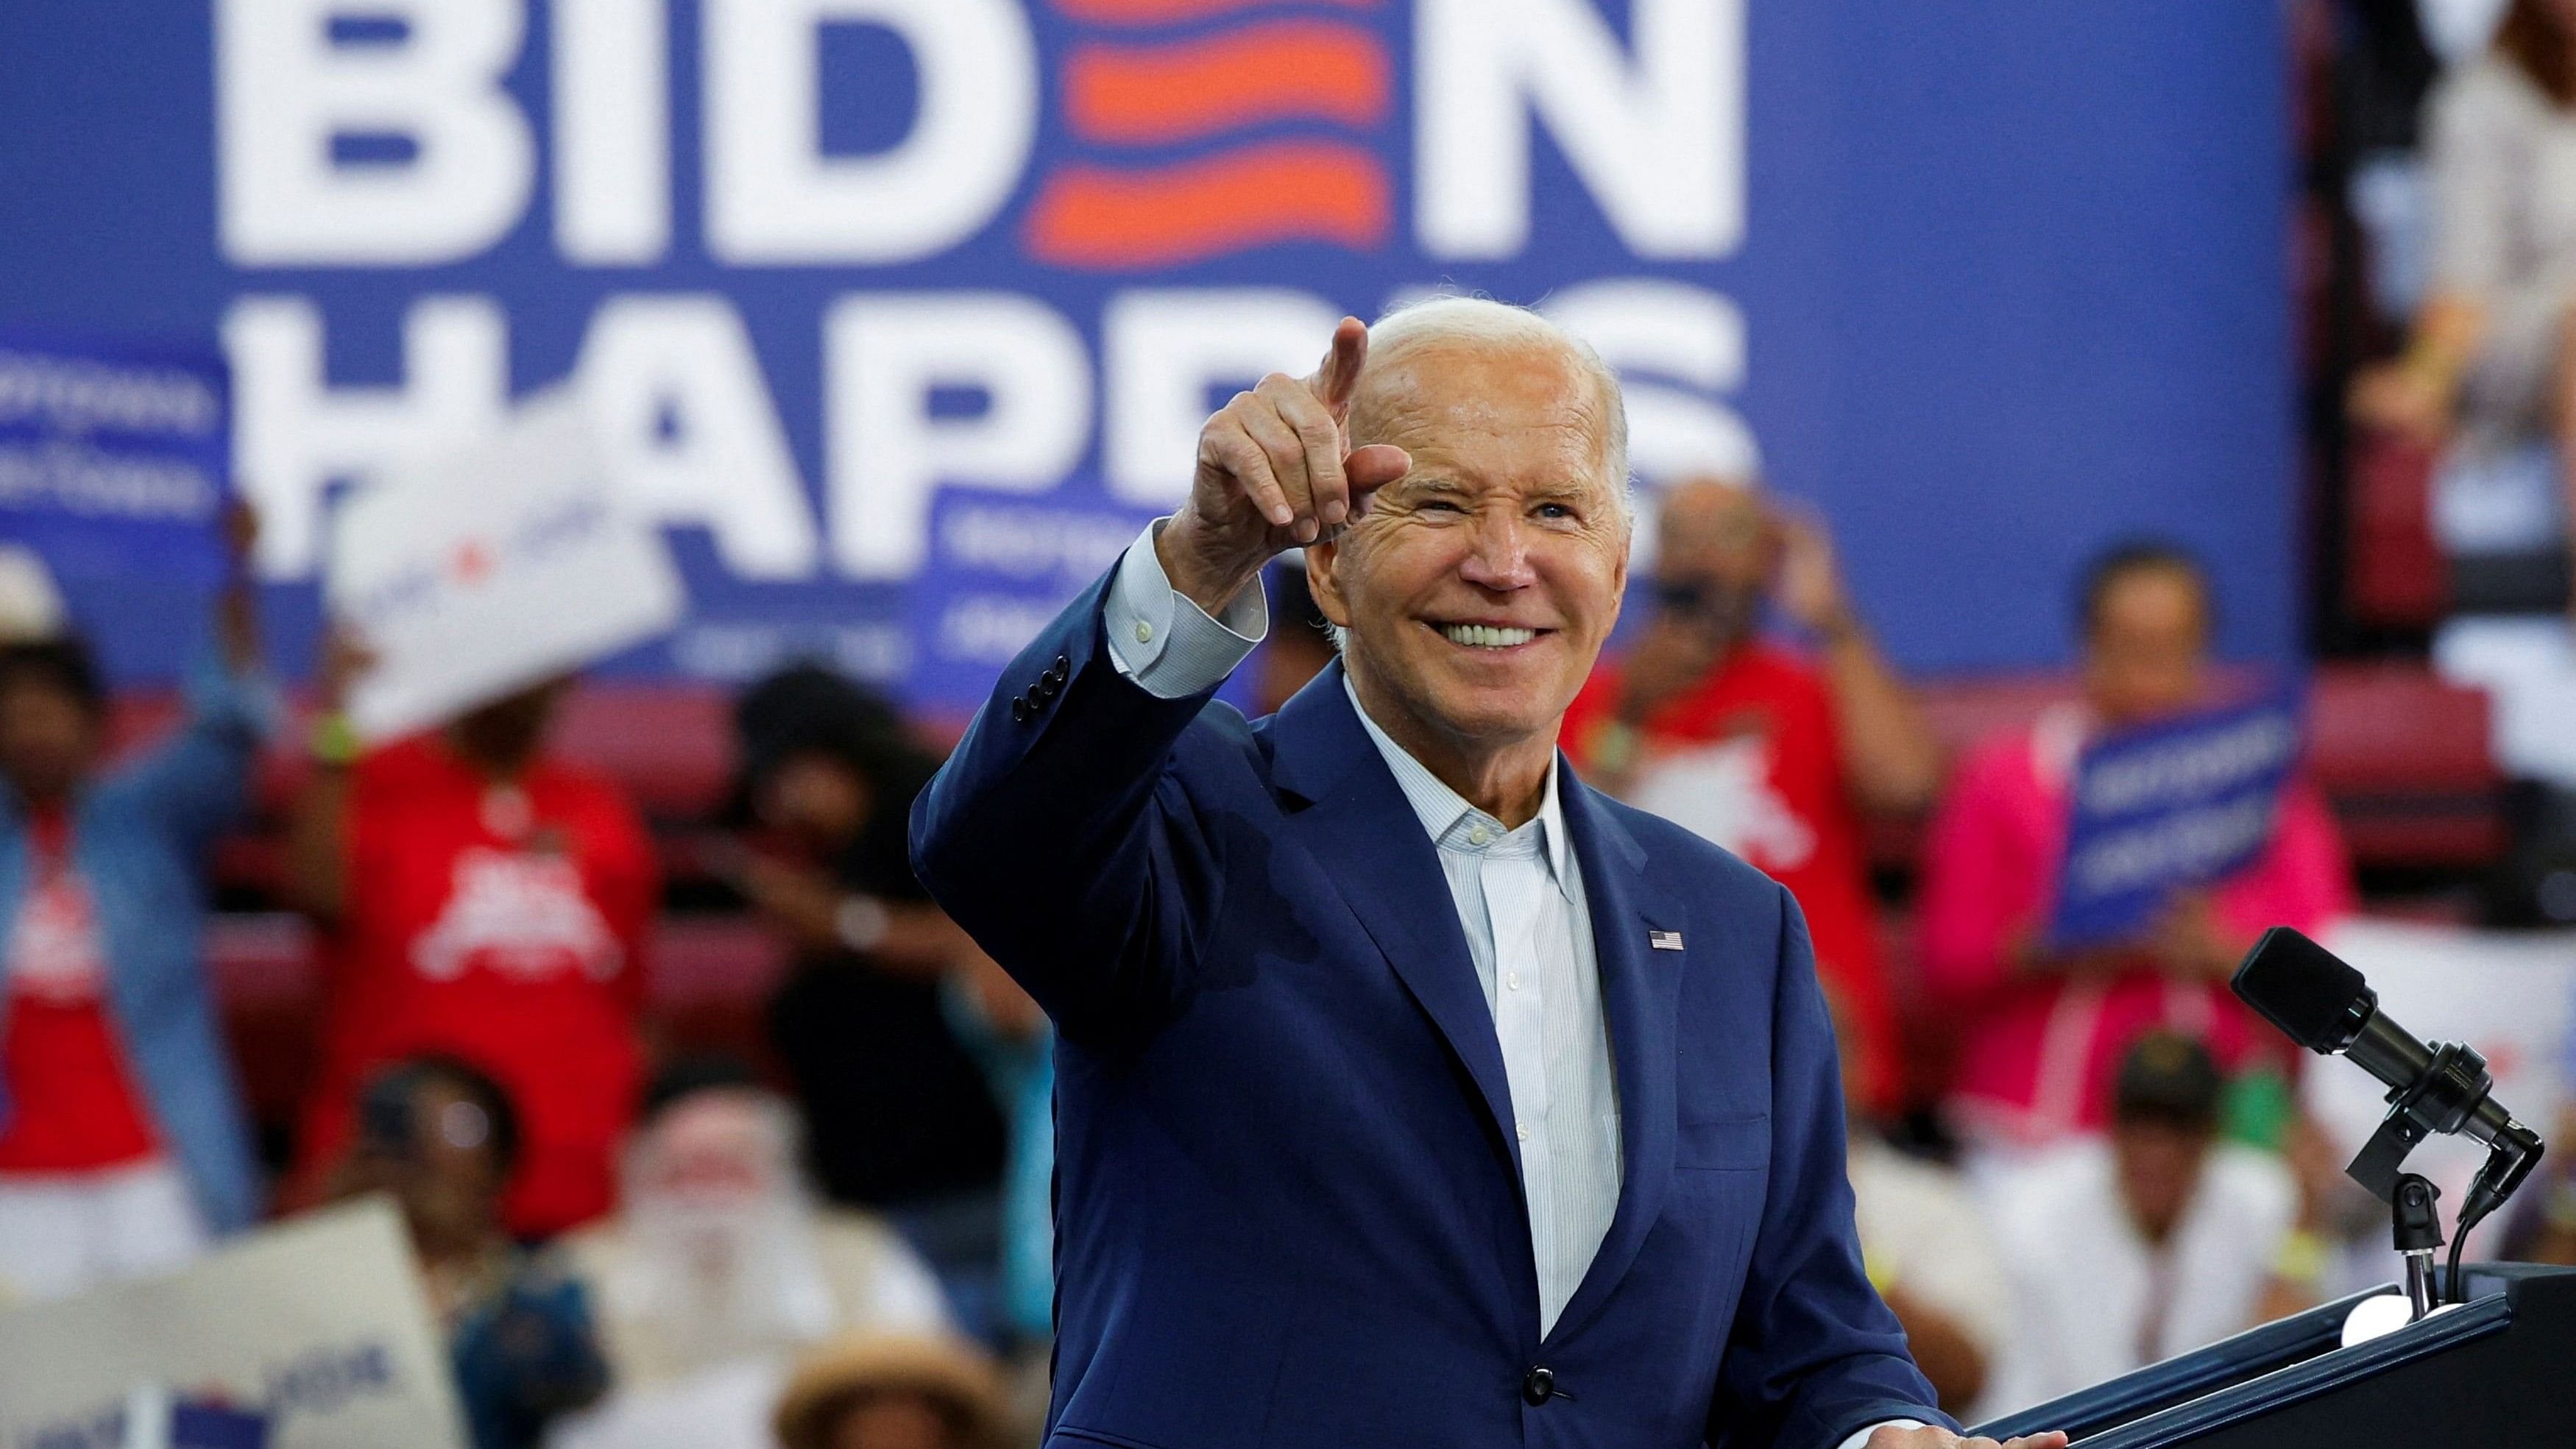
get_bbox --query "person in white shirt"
[1976,1033,2298,1420]
[1830,987,2011,1414]
[548,1059,950,1449]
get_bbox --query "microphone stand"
[2391,1174,2443,1321]
[2346,1038,2544,1309]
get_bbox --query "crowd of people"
[0,468,2424,1448]
[1,8,2572,1437]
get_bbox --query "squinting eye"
[1535,503,1574,520]
[1418,499,1465,514]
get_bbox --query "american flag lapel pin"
[1648,929,1685,952]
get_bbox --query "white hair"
[1363,294,1631,495]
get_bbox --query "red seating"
[166,662,2497,1144]
[2345,428,2449,630]
[107,656,2508,900]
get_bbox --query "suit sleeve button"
[1011,698,1031,723]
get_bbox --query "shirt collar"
[1342,673,1574,888]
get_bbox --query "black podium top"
[1972,1264,2576,1447]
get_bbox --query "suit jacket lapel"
[1268,665,1524,1177]
[1546,769,1683,1345]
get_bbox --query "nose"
[1458,507,1535,592]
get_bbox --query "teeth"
[1441,623,1536,648]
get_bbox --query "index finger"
[1307,316,1370,419]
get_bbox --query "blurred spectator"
[1976,1035,2303,1417]
[726,667,1005,1272]
[0,512,269,1299]
[1565,476,1942,1110]
[940,952,1052,1436]
[1829,986,2006,1414]
[288,660,659,1238]
[2350,0,2576,615]
[1920,543,2354,1151]
[1251,561,1336,716]
[772,1333,1008,1449]
[562,1057,948,1396]
[331,1057,609,1449]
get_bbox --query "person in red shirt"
[288,659,659,1238]
[1565,476,1945,1112]
[0,510,272,1300]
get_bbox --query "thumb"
[1309,316,1370,420]
[1344,443,1409,501]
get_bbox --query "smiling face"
[1309,338,1628,770]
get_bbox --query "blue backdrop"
[0,1,2293,708]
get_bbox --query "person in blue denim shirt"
[0,524,272,1299]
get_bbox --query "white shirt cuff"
[1835,1420,1928,1449]
[1102,519,1267,698]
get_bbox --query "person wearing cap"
[1972,1032,2301,1417]
[773,1332,1008,1449]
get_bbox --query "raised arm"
[120,500,275,851]
[909,318,1409,1042]
[1771,507,1945,816]
[281,628,374,926]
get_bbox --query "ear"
[1610,508,1631,602]
[1305,540,1354,630]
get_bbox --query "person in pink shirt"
[1919,542,2354,1152]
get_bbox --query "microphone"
[2232,927,2542,1239]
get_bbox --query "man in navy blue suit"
[913,300,2067,1449]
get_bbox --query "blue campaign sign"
[2050,689,2305,949]
[0,330,230,585]
[0,2,2296,705]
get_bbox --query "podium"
[1970,1264,2576,1445]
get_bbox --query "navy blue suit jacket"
[911,576,1948,1449]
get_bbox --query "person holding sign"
[1565,476,1945,1116]
[912,300,2061,1449]
[1918,543,2354,1153]
[0,504,271,1300]
[285,656,659,1239]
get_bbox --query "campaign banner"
[0,4,2297,701]
[0,1198,468,1449]
[2050,689,2304,947]
[328,390,686,740]
[112,1389,271,1449]
[0,330,230,585]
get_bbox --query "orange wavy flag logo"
[1027,0,1396,269]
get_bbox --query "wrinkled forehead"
[1351,340,1617,495]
